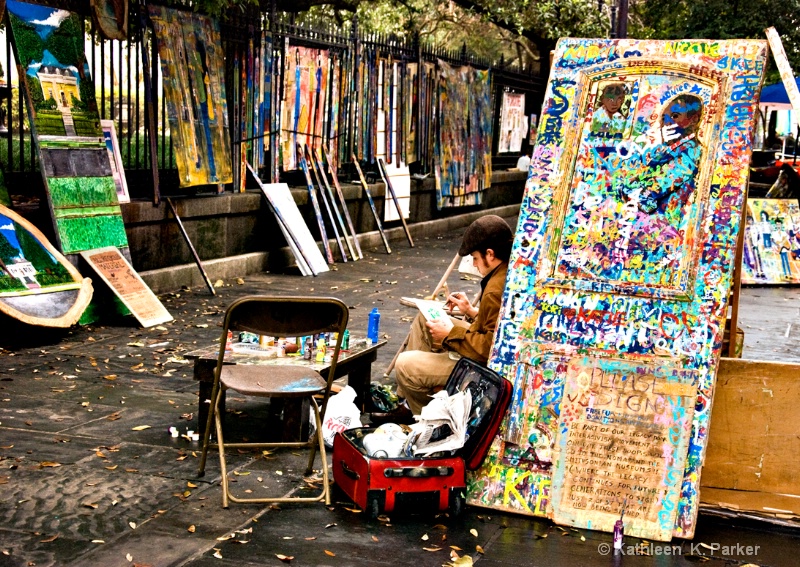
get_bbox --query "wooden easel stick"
[298,143,334,264]
[727,191,747,357]
[384,330,410,378]
[352,153,391,253]
[140,14,160,207]
[384,252,462,376]
[377,156,414,247]
[166,198,215,295]
[306,144,348,262]
[324,145,363,259]
[427,253,461,299]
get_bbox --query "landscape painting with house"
[0,211,74,294]
[7,1,101,138]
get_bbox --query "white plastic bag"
[313,386,363,447]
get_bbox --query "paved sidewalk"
[1,218,800,567]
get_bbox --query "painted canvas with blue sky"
[7,0,101,137]
[0,209,77,294]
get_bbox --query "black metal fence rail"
[1,1,543,201]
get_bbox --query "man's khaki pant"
[395,313,469,415]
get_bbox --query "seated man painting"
[372,215,513,422]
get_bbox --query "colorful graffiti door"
[467,39,767,541]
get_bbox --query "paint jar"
[341,329,350,350]
[225,331,233,351]
[316,338,326,362]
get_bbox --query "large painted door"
[467,38,767,540]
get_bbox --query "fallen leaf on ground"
[325,523,337,529]
[187,525,196,533]
[82,503,98,509]
[476,545,484,554]
[371,536,379,542]
[324,550,336,557]
[129,522,137,529]
[131,425,151,431]
[276,554,293,562]
[40,534,59,543]
[39,461,61,468]
[470,529,478,537]
[423,547,441,552]
[421,534,429,541]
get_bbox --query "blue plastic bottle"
[367,308,381,344]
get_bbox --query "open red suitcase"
[333,357,511,518]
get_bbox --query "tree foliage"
[0,231,18,263]
[195,0,800,79]
[9,13,43,69]
[46,14,85,67]
[631,0,800,82]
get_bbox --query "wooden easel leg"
[384,330,410,377]
[728,189,747,357]
[426,253,461,299]
[384,252,463,377]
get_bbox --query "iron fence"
[1,0,543,201]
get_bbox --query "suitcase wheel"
[366,490,385,520]
[449,489,465,518]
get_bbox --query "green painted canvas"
[7,1,129,259]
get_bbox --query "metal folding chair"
[197,296,349,507]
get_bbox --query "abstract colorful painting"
[467,38,767,541]
[434,61,492,209]
[0,203,92,327]
[148,5,232,187]
[498,91,525,153]
[7,1,129,259]
[742,198,800,284]
[281,46,332,171]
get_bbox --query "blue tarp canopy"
[760,78,800,109]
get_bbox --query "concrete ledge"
[140,204,521,294]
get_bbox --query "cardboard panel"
[80,247,172,328]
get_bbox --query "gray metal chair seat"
[221,365,326,397]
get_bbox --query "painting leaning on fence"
[742,198,800,284]
[466,38,767,541]
[148,5,232,187]
[435,60,492,209]
[6,0,129,260]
